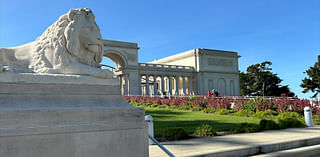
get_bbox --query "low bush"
[277,112,301,120]
[252,109,278,120]
[259,119,280,130]
[191,107,204,112]
[162,127,187,140]
[278,118,305,129]
[177,105,191,111]
[276,112,305,128]
[313,115,320,125]
[194,124,214,136]
[150,104,159,108]
[233,123,259,133]
[156,104,169,109]
[168,106,179,110]
[130,102,139,106]
[216,108,233,115]
[234,110,254,117]
[201,108,216,113]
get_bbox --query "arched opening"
[103,50,127,70]
[103,50,128,95]
[103,53,126,69]
[101,57,116,72]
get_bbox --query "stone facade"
[103,41,241,96]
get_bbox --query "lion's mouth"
[88,43,101,47]
[87,44,102,53]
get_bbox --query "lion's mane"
[29,8,103,73]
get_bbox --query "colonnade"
[139,74,193,96]
[119,74,129,95]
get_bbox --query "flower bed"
[127,96,320,140]
[125,95,320,116]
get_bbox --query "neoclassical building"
[103,39,240,96]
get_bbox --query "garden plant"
[125,95,319,141]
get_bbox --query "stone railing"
[139,63,194,71]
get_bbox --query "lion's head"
[30,8,103,73]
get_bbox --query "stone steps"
[150,126,320,157]
[251,144,320,157]
[189,136,320,157]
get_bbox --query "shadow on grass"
[153,120,260,137]
[145,108,187,119]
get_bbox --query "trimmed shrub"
[156,104,169,109]
[162,127,187,140]
[216,108,232,115]
[168,105,179,110]
[150,104,159,108]
[191,107,204,112]
[252,109,278,120]
[201,108,216,113]
[277,112,301,120]
[235,110,254,117]
[276,112,305,128]
[137,102,148,107]
[177,105,191,111]
[259,119,280,130]
[313,115,320,125]
[233,123,259,133]
[129,102,138,106]
[278,118,305,128]
[194,124,214,136]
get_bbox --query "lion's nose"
[97,37,101,41]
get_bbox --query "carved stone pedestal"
[0,72,148,157]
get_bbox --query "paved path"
[149,126,320,157]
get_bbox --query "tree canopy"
[240,61,295,97]
[301,55,320,97]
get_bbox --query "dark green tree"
[301,55,320,97]
[240,61,295,97]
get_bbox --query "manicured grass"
[144,107,261,137]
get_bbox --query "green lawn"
[145,107,261,137]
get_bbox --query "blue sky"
[1,0,319,98]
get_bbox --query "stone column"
[153,75,158,96]
[138,74,142,95]
[161,75,164,94]
[175,75,179,96]
[126,70,140,96]
[182,76,186,95]
[125,74,129,95]
[168,75,172,95]
[119,75,123,95]
[145,74,149,96]
[189,76,192,95]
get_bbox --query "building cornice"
[197,48,240,58]
[103,39,139,50]
[197,70,240,75]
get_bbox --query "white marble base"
[0,73,148,157]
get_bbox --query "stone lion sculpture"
[0,8,113,78]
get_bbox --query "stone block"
[0,73,148,157]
